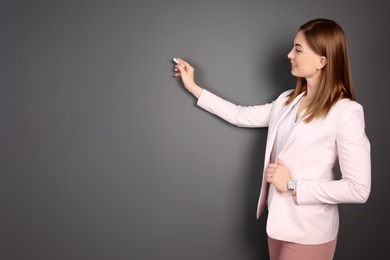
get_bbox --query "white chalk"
[173,58,185,68]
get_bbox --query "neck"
[305,77,319,100]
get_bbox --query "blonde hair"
[286,18,355,122]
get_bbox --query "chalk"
[173,58,185,68]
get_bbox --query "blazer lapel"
[280,117,307,155]
[264,92,306,165]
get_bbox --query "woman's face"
[287,31,326,80]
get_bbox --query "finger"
[177,58,191,68]
[276,158,285,166]
[174,66,182,73]
[267,166,277,173]
[266,175,274,183]
[268,165,277,172]
[267,168,278,177]
[173,69,181,76]
[176,63,187,73]
[173,57,186,68]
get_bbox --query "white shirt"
[267,96,305,207]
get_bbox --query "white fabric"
[267,96,305,207]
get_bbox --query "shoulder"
[331,98,366,127]
[275,89,294,103]
[332,98,364,115]
[278,89,294,99]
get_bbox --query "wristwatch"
[287,180,297,193]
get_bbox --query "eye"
[292,44,301,53]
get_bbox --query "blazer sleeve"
[296,101,371,204]
[197,89,274,128]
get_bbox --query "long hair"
[285,18,355,123]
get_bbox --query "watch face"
[288,181,296,191]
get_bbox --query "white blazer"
[197,89,371,245]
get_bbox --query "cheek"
[293,58,318,76]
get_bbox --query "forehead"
[293,31,307,45]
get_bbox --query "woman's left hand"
[265,158,291,193]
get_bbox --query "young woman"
[173,18,371,260]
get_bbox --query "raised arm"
[173,57,274,128]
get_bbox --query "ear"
[317,56,327,70]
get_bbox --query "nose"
[287,49,293,59]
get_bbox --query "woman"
[173,18,371,260]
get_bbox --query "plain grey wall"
[0,0,389,259]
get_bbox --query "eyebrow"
[293,43,303,47]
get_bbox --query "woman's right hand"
[173,58,203,98]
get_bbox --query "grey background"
[0,0,388,259]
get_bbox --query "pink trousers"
[268,236,337,260]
